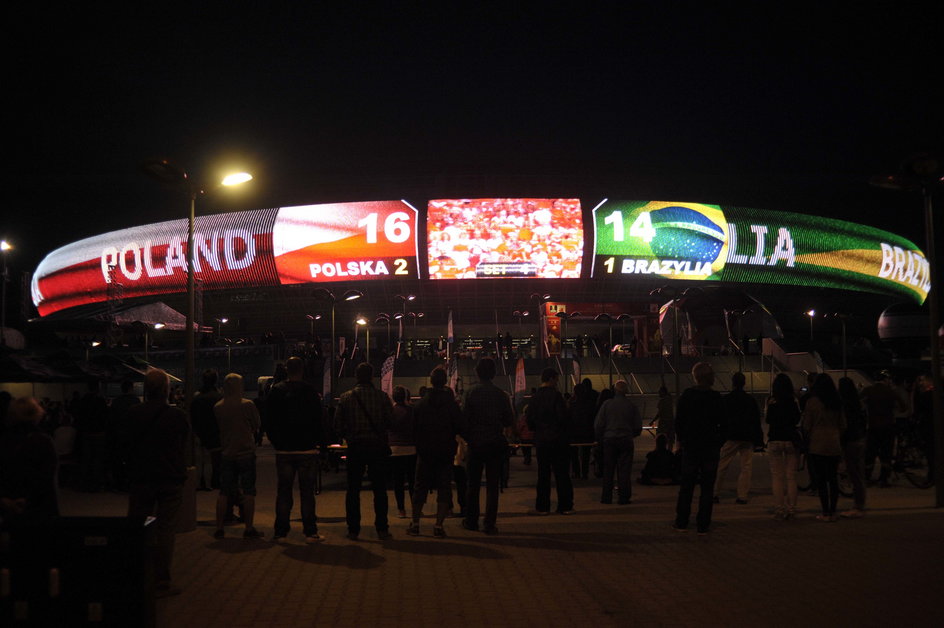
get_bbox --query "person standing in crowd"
[213,373,263,539]
[462,358,514,534]
[336,362,394,541]
[0,397,59,525]
[765,373,801,520]
[594,380,642,505]
[408,367,462,537]
[861,371,906,487]
[526,367,574,515]
[190,370,223,491]
[388,386,416,519]
[673,362,724,535]
[713,372,763,504]
[838,376,868,518]
[264,356,326,544]
[654,385,676,450]
[569,382,596,480]
[126,369,190,597]
[802,374,846,522]
[107,379,140,492]
[73,379,109,492]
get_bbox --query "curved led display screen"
[32,197,928,317]
[427,198,583,279]
[32,201,420,316]
[590,200,929,304]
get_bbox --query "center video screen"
[427,198,583,279]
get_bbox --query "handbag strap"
[352,390,383,438]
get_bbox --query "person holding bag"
[336,362,394,541]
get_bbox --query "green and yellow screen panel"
[590,200,929,304]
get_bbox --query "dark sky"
[5,2,943,274]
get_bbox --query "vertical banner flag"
[381,355,395,397]
[323,357,331,399]
[572,358,581,388]
[448,357,458,393]
[514,357,526,410]
[447,309,454,344]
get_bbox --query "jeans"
[128,482,183,584]
[412,457,453,524]
[866,425,895,483]
[811,454,840,516]
[601,436,634,503]
[275,453,319,537]
[842,439,867,510]
[571,445,592,479]
[390,454,416,512]
[767,440,798,511]
[675,447,720,532]
[714,440,754,500]
[345,450,390,534]
[465,442,505,530]
[535,442,574,513]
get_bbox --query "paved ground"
[59,443,944,627]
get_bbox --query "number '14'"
[603,210,656,243]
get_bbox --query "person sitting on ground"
[640,433,678,485]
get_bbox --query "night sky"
[5,3,942,278]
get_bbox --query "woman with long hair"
[802,374,846,521]
[766,374,801,520]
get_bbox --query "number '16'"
[358,212,412,244]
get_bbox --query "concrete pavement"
[58,444,944,627]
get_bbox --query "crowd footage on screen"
[427,198,583,279]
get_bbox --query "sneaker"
[397,509,407,519]
[304,534,326,544]
[272,534,288,543]
[346,531,360,541]
[377,529,393,541]
[243,527,264,539]
[672,525,688,533]
[697,528,710,536]
[461,520,479,532]
[815,514,831,522]
[735,498,748,505]
[433,526,446,538]
[406,523,420,536]
[840,509,864,519]
[558,509,576,515]
[483,526,499,535]
[213,529,224,540]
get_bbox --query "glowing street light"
[806,309,816,343]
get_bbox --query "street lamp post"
[595,313,614,389]
[356,315,370,364]
[806,310,816,344]
[872,154,943,506]
[142,160,252,416]
[829,313,849,377]
[315,288,363,402]
[0,240,11,348]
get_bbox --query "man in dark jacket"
[336,362,394,541]
[190,370,222,490]
[462,358,514,534]
[407,366,462,537]
[264,356,326,543]
[674,362,724,535]
[526,367,574,515]
[126,369,190,597]
[713,372,763,504]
